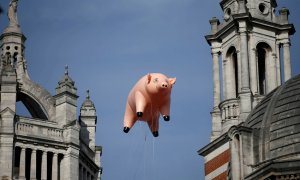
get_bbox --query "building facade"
[0,1,102,180]
[198,0,300,179]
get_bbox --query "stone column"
[239,22,252,121]
[276,43,281,86]
[79,165,83,180]
[283,42,292,81]
[230,137,241,179]
[87,172,90,180]
[249,48,258,95]
[210,49,222,141]
[248,33,257,95]
[41,151,47,180]
[52,153,58,180]
[30,149,37,180]
[268,53,277,93]
[19,147,26,180]
[83,168,87,180]
[237,50,242,94]
[240,32,250,91]
[212,51,221,108]
[223,59,228,100]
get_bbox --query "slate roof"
[245,74,300,160]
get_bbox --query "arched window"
[256,42,272,95]
[226,47,239,98]
[257,48,266,95]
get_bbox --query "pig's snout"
[161,83,168,88]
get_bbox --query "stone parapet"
[15,116,64,142]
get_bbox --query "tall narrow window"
[233,52,238,97]
[256,42,272,95]
[226,47,239,98]
[257,48,266,95]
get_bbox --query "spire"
[80,89,97,152]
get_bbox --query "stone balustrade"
[219,98,240,133]
[15,116,64,142]
[219,98,240,121]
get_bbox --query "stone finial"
[209,17,220,34]
[279,7,289,24]
[64,65,68,75]
[86,90,90,100]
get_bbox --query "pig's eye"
[153,78,158,83]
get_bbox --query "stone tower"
[80,90,97,152]
[198,0,297,179]
[208,0,295,141]
[0,1,102,179]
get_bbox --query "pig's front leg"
[135,91,146,118]
[123,102,137,133]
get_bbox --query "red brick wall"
[204,149,230,175]
[212,171,227,180]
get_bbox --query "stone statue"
[8,0,18,26]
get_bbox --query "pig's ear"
[147,73,152,84]
[169,77,176,85]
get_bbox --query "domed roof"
[57,66,75,87]
[81,90,95,109]
[245,74,300,161]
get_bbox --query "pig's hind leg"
[147,113,160,137]
[159,99,171,121]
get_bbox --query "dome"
[81,90,95,109]
[245,74,300,161]
[82,99,95,108]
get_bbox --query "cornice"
[197,133,229,156]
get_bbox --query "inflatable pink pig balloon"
[123,73,176,137]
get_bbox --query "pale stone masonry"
[0,1,102,180]
[198,0,300,179]
[206,0,294,142]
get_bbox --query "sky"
[0,0,300,179]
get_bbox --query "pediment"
[0,107,15,117]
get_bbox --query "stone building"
[198,0,300,179]
[0,1,102,180]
